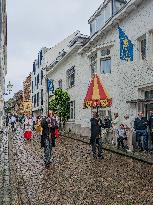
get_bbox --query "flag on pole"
[48,79,54,92]
[118,26,134,62]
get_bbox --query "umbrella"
[83,74,112,112]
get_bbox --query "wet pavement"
[11,128,153,205]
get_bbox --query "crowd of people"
[5,110,153,165]
[90,111,153,159]
[6,112,59,168]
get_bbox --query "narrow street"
[10,128,153,205]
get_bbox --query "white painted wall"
[85,0,153,122]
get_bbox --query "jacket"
[41,118,49,137]
[90,118,100,139]
[134,117,148,131]
[149,115,153,129]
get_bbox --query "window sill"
[67,85,75,90]
[67,119,75,123]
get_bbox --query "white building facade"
[31,47,48,116]
[0,0,7,128]
[31,32,80,116]
[79,0,153,123]
[46,32,91,136]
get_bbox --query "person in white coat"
[112,113,121,146]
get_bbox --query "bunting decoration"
[118,26,134,62]
[83,74,112,109]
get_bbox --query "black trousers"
[91,138,103,157]
[117,136,126,149]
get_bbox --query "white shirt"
[11,116,16,123]
[123,118,132,129]
[112,117,120,129]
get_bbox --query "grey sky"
[6,0,103,98]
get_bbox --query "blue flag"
[48,79,54,92]
[118,26,134,62]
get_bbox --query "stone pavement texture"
[0,129,11,205]
[11,128,153,205]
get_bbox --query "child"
[117,124,127,150]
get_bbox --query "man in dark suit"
[90,112,104,159]
[134,112,148,151]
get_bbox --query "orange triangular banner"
[84,74,112,108]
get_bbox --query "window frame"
[138,34,147,61]
[66,66,75,89]
[37,92,39,107]
[58,79,62,89]
[69,101,75,120]
[90,53,97,76]
[100,57,111,74]
[41,89,43,106]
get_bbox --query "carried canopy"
[84,74,112,108]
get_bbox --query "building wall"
[31,32,81,117]
[85,0,153,122]
[47,49,91,136]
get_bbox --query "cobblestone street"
[11,129,153,205]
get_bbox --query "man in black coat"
[90,112,103,159]
[41,116,52,168]
[134,112,148,151]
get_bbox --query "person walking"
[24,115,33,143]
[123,114,133,152]
[6,115,9,127]
[117,124,127,150]
[48,113,57,148]
[103,115,111,144]
[32,115,36,131]
[134,112,148,151]
[41,116,52,168]
[10,114,16,132]
[90,112,104,159]
[112,113,120,146]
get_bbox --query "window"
[32,96,34,103]
[33,62,36,75]
[58,79,62,88]
[90,53,97,76]
[101,49,110,56]
[32,81,33,93]
[145,90,153,100]
[34,94,36,108]
[37,74,39,89]
[90,20,96,36]
[69,101,75,120]
[35,77,36,86]
[104,2,112,23]
[100,57,111,74]
[96,11,105,32]
[66,66,75,88]
[37,92,39,107]
[41,89,43,105]
[41,70,43,85]
[139,35,146,60]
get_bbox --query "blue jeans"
[44,138,52,165]
[136,130,148,151]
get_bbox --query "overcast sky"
[6,0,103,98]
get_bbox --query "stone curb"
[61,131,153,165]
